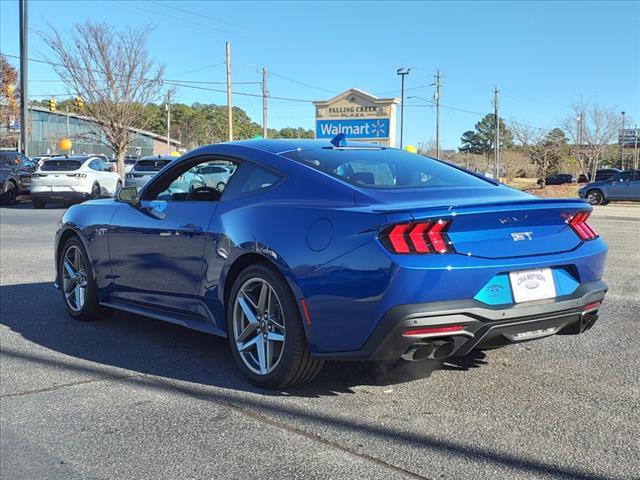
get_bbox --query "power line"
[269,72,338,94]
[146,0,248,36]
[165,62,226,80]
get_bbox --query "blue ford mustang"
[54,138,608,388]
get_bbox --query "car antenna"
[330,133,347,148]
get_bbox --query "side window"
[222,162,282,201]
[616,172,635,182]
[88,160,100,171]
[143,157,238,203]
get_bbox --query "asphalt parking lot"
[1,200,639,480]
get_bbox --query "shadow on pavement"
[0,282,486,397]
[0,281,618,480]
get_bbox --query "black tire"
[216,181,226,192]
[227,264,323,389]
[59,236,108,321]
[115,181,122,196]
[32,199,46,209]
[91,183,100,200]
[2,181,17,205]
[586,189,603,205]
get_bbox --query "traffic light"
[75,96,84,111]
[49,98,56,112]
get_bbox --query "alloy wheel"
[587,190,602,205]
[62,245,88,312]
[232,277,286,375]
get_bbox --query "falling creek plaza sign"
[313,88,400,147]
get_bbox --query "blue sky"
[1,0,639,148]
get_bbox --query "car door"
[626,171,640,200]
[16,154,35,192]
[108,157,220,313]
[94,159,118,193]
[606,171,635,200]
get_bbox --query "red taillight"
[403,325,464,336]
[380,220,454,254]
[569,211,598,241]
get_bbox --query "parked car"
[31,154,59,167]
[108,156,138,173]
[593,168,621,182]
[31,155,122,208]
[545,173,575,185]
[195,162,236,191]
[578,169,640,205]
[54,138,608,388]
[577,173,590,183]
[0,151,36,205]
[125,155,178,189]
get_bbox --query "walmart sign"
[316,119,390,140]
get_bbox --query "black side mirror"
[116,186,139,206]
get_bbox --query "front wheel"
[59,237,108,321]
[586,189,603,205]
[2,182,17,205]
[227,264,323,388]
[91,183,100,200]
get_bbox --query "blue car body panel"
[55,140,608,357]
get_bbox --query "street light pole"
[620,111,626,169]
[19,0,28,156]
[396,68,411,149]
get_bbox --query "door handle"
[178,224,203,235]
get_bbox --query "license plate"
[509,268,556,303]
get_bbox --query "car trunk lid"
[354,187,592,259]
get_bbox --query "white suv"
[31,155,121,208]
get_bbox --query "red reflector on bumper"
[403,325,464,336]
[583,301,602,312]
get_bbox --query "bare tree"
[40,22,165,177]
[562,102,620,179]
[511,123,568,184]
[1,55,20,145]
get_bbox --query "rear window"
[283,148,490,189]
[134,160,171,172]
[41,160,82,171]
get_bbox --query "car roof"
[229,138,384,155]
[138,155,176,161]
[47,155,99,162]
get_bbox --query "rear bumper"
[31,191,91,202]
[312,280,607,361]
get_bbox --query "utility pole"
[620,111,626,169]
[493,86,500,179]
[226,41,233,142]
[19,0,28,156]
[634,125,639,170]
[165,99,171,154]
[397,67,411,149]
[433,69,442,159]
[262,67,268,139]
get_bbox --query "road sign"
[316,118,390,140]
[619,128,640,147]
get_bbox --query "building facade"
[1,106,179,158]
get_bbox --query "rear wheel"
[115,180,122,196]
[586,189,603,205]
[59,237,107,321]
[2,181,17,205]
[91,183,100,200]
[227,264,323,388]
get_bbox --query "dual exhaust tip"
[402,338,457,362]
